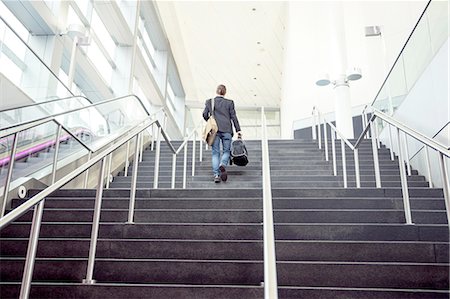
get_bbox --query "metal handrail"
[0,95,92,114]
[0,15,74,98]
[0,94,151,132]
[409,121,450,160]
[0,114,202,297]
[312,105,450,226]
[261,107,278,299]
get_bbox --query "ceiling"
[156,1,286,109]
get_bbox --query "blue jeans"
[211,132,232,176]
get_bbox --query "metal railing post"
[438,153,450,226]
[153,126,161,189]
[370,122,382,188]
[124,140,130,177]
[105,153,113,189]
[151,123,155,151]
[331,130,337,176]
[139,133,144,162]
[171,154,176,189]
[51,125,63,184]
[341,139,347,188]
[425,146,433,188]
[84,151,92,188]
[364,112,370,138]
[402,132,412,176]
[317,111,322,149]
[354,148,361,188]
[361,111,366,139]
[1,132,19,217]
[183,143,188,189]
[324,121,329,161]
[83,157,107,284]
[396,128,413,224]
[261,107,278,299]
[312,112,316,140]
[374,119,381,149]
[191,132,196,176]
[127,134,140,224]
[388,124,395,161]
[19,199,46,298]
[199,138,203,162]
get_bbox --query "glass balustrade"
[0,96,92,129]
[0,95,150,193]
[372,0,449,115]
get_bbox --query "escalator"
[0,95,158,214]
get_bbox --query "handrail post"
[438,153,450,226]
[361,111,366,139]
[370,122,382,188]
[364,112,370,138]
[354,149,361,188]
[153,125,161,189]
[51,125,63,184]
[183,143,188,189]
[312,110,317,140]
[83,157,107,284]
[139,133,144,162]
[19,199,46,298]
[317,111,322,149]
[199,138,203,162]
[105,153,113,189]
[341,139,347,188]
[402,132,412,176]
[396,128,413,224]
[127,134,141,224]
[261,107,278,299]
[1,132,19,217]
[191,132,196,176]
[324,121,329,161]
[124,140,130,177]
[84,151,92,188]
[425,146,433,188]
[331,129,337,176]
[388,124,395,161]
[151,123,155,151]
[374,119,381,149]
[171,154,176,189]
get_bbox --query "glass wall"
[0,13,72,103]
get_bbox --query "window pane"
[0,1,29,41]
[86,40,112,83]
[91,9,116,58]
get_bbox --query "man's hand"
[237,131,242,138]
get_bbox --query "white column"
[329,2,354,139]
[333,76,354,138]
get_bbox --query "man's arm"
[202,99,210,121]
[229,101,241,133]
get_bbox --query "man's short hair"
[216,84,226,96]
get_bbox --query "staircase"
[0,139,448,298]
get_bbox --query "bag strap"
[211,97,215,117]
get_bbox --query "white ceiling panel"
[156,1,286,109]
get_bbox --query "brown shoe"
[219,165,228,182]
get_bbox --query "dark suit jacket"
[203,96,241,134]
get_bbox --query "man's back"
[203,96,241,134]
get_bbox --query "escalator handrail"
[0,95,93,114]
[0,94,152,135]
